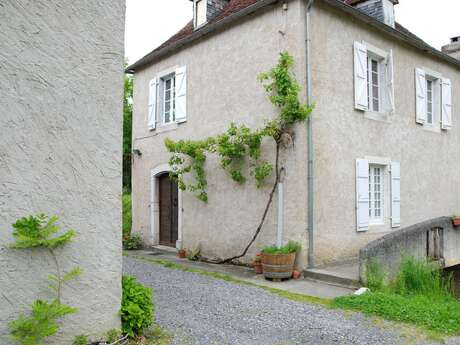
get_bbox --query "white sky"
[124,0,459,64]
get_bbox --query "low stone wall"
[359,217,460,284]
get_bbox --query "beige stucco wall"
[0,1,124,343]
[132,0,310,267]
[310,2,460,265]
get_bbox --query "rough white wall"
[311,2,460,265]
[0,1,125,343]
[132,0,310,267]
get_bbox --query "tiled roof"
[126,0,459,73]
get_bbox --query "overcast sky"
[125,0,459,64]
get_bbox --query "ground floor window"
[369,165,384,224]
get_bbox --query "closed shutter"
[415,68,427,124]
[384,50,395,114]
[354,41,369,111]
[391,161,401,228]
[148,78,158,129]
[175,66,187,123]
[441,78,453,130]
[356,158,370,232]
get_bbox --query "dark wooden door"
[159,174,178,247]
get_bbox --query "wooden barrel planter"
[261,252,296,280]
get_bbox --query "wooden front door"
[159,174,178,247]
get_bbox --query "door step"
[304,262,361,289]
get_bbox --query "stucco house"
[0,1,124,343]
[127,0,460,269]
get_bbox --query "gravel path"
[123,256,440,345]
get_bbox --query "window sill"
[150,122,179,134]
[363,111,392,123]
[422,124,441,133]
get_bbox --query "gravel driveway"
[124,256,442,345]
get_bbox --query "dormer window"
[194,0,207,28]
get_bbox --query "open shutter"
[354,41,368,111]
[441,78,453,130]
[384,50,395,114]
[356,158,369,232]
[175,66,187,123]
[148,78,158,129]
[391,161,401,228]
[415,68,426,124]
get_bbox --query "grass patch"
[127,325,172,345]
[132,256,330,306]
[123,193,132,237]
[331,256,460,336]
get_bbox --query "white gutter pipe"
[305,0,315,268]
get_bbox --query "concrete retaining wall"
[359,217,460,283]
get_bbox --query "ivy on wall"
[164,52,314,262]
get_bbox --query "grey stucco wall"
[310,2,460,265]
[132,0,310,267]
[0,1,124,344]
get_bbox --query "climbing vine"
[165,52,314,262]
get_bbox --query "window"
[195,0,207,28]
[415,68,453,130]
[356,158,400,232]
[426,79,433,124]
[162,75,176,124]
[147,66,187,130]
[354,41,394,116]
[368,57,381,112]
[368,165,384,223]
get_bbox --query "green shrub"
[9,300,77,345]
[72,335,88,345]
[366,259,385,292]
[123,234,142,250]
[392,256,452,298]
[106,329,122,343]
[122,193,132,237]
[187,247,201,261]
[121,275,153,337]
[262,241,301,255]
[332,255,459,336]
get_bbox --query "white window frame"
[416,67,445,132]
[368,164,384,225]
[354,41,394,122]
[161,74,176,125]
[194,0,207,29]
[367,55,382,113]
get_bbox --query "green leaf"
[63,267,83,283]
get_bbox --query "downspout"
[305,0,315,268]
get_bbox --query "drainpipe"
[305,0,315,268]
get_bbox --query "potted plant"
[253,253,263,274]
[261,241,301,280]
[452,213,460,227]
[177,248,186,258]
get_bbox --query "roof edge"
[127,0,460,73]
[126,0,280,73]
[321,0,460,69]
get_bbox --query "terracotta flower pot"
[254,261,263,274]
[452,218,460,227]
[292,269,301,279]
[177,249,186,258]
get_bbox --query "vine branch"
[165,52,314,263]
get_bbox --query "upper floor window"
[147,66,187,130]
[162,75,176,125]
[194,0,207,28]
[354,41,394,116]
[415,67,452,130]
